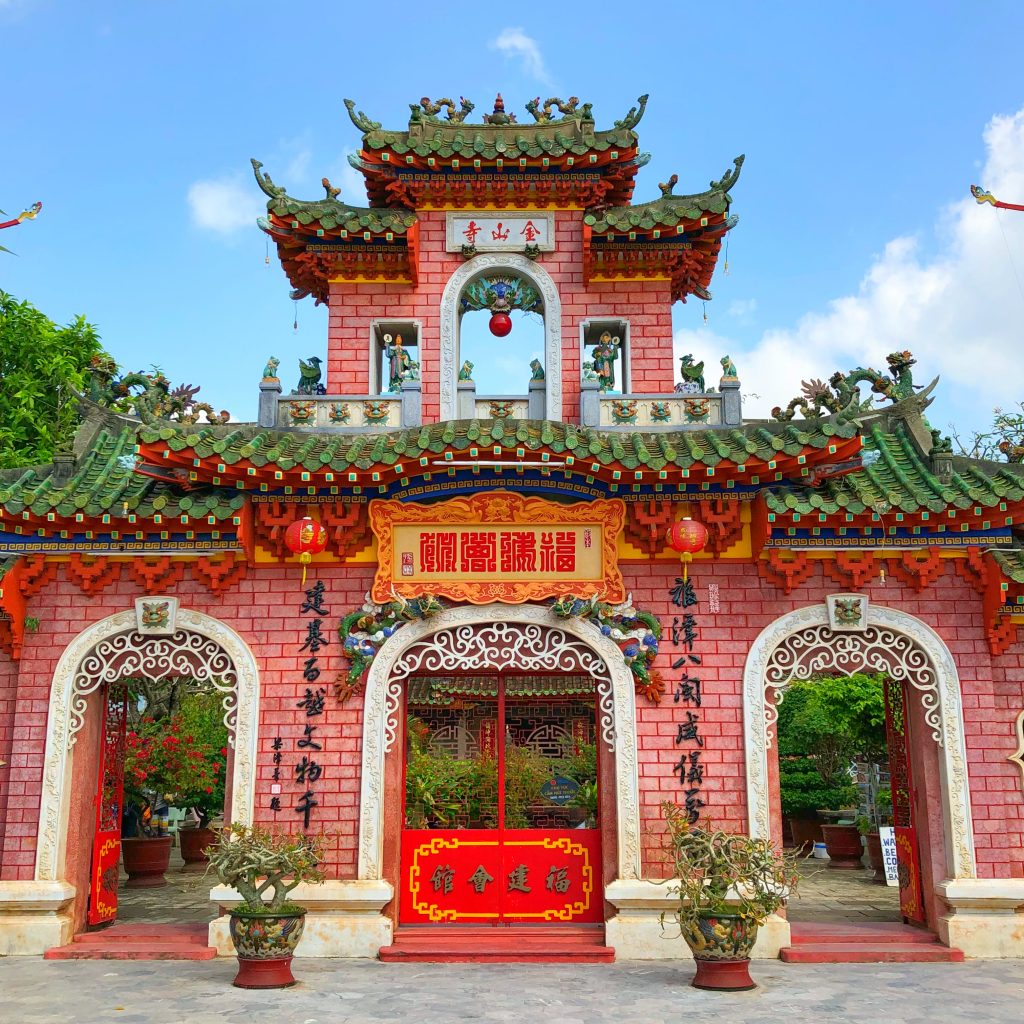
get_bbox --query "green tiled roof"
[138,416,859,475]
[344,96,647,161]
[252,160,417,234]
[0,423,243,523]
[992,550,1024,584]
[584,157,744,233]
[764,421,1024,516]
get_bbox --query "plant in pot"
[121,716,177,887]
[206,823,325,989]
[660,803,800,991]
[163,691,229,870]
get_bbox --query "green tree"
[0,291,110,468]
[950,402,1024,462]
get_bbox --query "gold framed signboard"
[369,492,625,605]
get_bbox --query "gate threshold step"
[381,925,614,963]
[780,942,964,964]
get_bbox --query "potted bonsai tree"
[660,803,800,991]
[206,823,325,989]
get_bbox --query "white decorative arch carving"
[439,254,563,421]
[742,601,976,880]
[34,608,260,881]
[358,604,640,883]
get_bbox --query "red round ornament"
[488,312,513,337]
[284,516,328,584]
[666,518,708,582]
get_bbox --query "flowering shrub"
[123,691,229,827]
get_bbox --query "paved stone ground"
[1,957,1022,1024]
[788,857,901,922]
[116,847,211,925]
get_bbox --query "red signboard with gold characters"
[369,492,625,605]
[401,829,603,924]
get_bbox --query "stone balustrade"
[580,377,742,430]
[258,379,421,430]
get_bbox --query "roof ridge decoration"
[771,350,925,423]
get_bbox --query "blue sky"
[3,1,1024,440]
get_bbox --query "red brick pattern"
[0,559,1021,889]
[326,211,676,422]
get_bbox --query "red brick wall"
[623,559,1024,881]
[1,557,1021,896]
[325,211,675,421]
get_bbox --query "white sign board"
[879,825,900,887]
[446,212,555,253]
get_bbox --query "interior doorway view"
[400,674,601,925]
[777,672,924,926]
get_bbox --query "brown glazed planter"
[788,818,824,852]
[179,827,216,871]
[229,909,306,989]
[821,824,864,869]
[682,914,758,991]
[121,836,172,888]
[864,831,887,883]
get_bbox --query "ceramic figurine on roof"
[676,354,705,393]
[295,356,324,396]
[772,351,920,421]
[482,93,516,125]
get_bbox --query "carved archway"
[439,254,563,421]
[742,601,976,880]
[35,608,260,881]
[357,604,640,883]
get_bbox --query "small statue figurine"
[405,359,421,382]
[295,356,324,396]
[384,333,412,393]
[676,353,705,393]
[582,360,599,383]
[592,332,621,393]
[529,358,545,381]
[720,354,738,380]
[262,356,280,381]
[458,360,474,382]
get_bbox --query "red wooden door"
[400,675,602,925]
[88,683,129,926]
[884,679,926,924]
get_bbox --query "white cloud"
[490,27,552,86]
[726,297,758,322]
[186,175,262,234]
[677,108,1024,434]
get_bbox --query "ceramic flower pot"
[121,836,172,888]
[864,831,887,883]
[788,817,824,852]
[178,826,216,871]
[681,913,759,991]
[821,823,864,869]
[228,908,306,989]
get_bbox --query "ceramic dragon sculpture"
[772,350,919,422]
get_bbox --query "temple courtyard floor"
[2,957,1023,1024]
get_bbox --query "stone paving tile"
[789,858,900,922]
[1,958,1023,1024]
[116,847,212,925]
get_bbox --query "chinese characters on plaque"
[669,575,707,824]
[446,212,555,253]
[268,579,330,830]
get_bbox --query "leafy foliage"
[205,823,325,912]
[950,402,1024,461]
[0,291,108,467]
[777,673,887,817]
[660,804,801,930]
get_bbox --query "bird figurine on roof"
[322,177,341,200]
[658,174,678,197]
[296,356,325,395]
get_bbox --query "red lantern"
[284,516,328,585]
[488,312,512,337]
[666,518,708,582]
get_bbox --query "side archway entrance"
[742,599,976,938]
[5,606,261,952]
